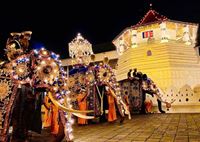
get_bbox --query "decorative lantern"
[68,33,93,65]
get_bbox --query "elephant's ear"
[19,38,29,52]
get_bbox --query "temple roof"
[134,9,168,27]
[112,8,199,45]
[112,9,169,41]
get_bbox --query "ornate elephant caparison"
[68,61,131,121]
[0,31,93,142]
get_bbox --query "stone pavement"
[29,113,200,142]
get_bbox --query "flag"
[142,30,153,38]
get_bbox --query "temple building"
[62,9,200,112]
[112,9,200,112]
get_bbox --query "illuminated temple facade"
[62,9,200,112]
[112,9,200,112]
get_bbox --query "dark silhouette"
[127,69,132,79]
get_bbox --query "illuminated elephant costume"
[0,32,92,142]
[127,71,175,114]
[68,59,131,123]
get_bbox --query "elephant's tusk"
[48,92,94,113]
[72,113,94,119]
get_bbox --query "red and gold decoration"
[33,48,61,87]
[0,70,16,141]
[11,56,31,83]
[97,63,113,84]
[0,81,12,101]
[0,73,12,101]
[85,69,95,85]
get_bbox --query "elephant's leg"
[11,90,28,142]
[115,103,125,124]
[52,121,65,142]
[56,111,73,142]
[157,99,165,113]
[11,85,36,142]
[50,111,74,142]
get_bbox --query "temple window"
[147,50,152,56]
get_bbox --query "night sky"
[0,0,200,59]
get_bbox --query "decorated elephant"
[127,71,175,114]
[141,74,175,113]
[0,32,93,142]
[68,33,131,124]
[68,58,131,123]
[67,34,131,123]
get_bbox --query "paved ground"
[29,113,200,142]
